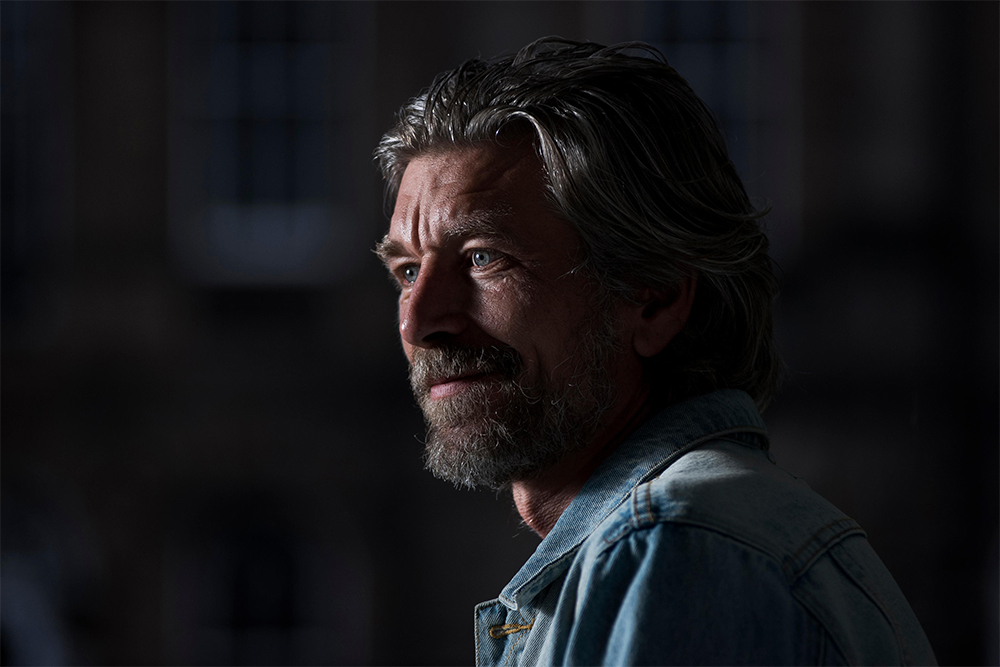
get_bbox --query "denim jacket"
[474,390,936,666]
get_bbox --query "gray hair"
[376,37,782,411]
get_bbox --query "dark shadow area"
[2,2,996,664]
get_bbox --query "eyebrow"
[373,216,522,266]
[373,236,406,265]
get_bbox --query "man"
[375,38,936,666]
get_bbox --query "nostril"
[421,331,457,346]
[401,311,468,347]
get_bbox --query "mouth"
[428,371,495,400]
[411,344,523,404]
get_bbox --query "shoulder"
[568,439,936,666]
[588,439,856,565]
[559,463,832,665]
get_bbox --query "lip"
[429,372,492,399]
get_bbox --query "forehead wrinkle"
[410,192,428,250]
[387,197,515,258]
[387,176,425,254]
[390,146,548,256]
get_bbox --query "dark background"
[2,2,997,665]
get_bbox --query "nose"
[399,260,469,348]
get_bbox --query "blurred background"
[1,2,996,665]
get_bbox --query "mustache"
[409,345,523,396]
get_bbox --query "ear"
[631,276,697,358]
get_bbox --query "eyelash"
[393,248,504,288]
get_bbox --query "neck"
[511,384,653,538]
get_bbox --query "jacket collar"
[498,389,768,610]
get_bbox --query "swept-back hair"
[376,37,782,410]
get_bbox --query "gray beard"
[408,315,620,491]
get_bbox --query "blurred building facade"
[2,2,997,664]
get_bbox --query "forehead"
[387,144,578,252]
[402,143,542,198]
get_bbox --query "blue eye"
[402,265,419,284]
[472,250,493,267]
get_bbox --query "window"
[167,3,375,285]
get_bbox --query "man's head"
[376,38,780,490]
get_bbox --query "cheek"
[468,279,525,335]
[482,287,583,364]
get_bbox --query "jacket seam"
[783,518,866,583]
[829,544,911,665]
[595,515,791,575]
[794,582,858,665]
[812,606,850,666]
[589,519,860,665]
[601,508,853,583]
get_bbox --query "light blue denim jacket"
[474,390,936,666]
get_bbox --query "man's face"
[378,144,628,489]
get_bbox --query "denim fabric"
[474,390,937,666]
